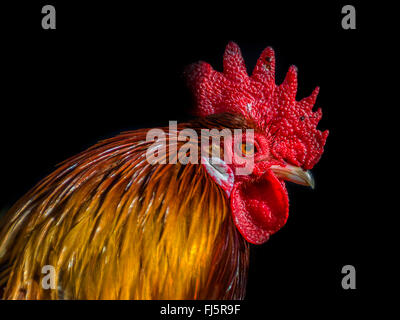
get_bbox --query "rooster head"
[186,42,328,244]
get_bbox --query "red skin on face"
[229,134,289,244]
[231,170,288,244]
[187,42,328,244]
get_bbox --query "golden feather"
[0,114,250,299]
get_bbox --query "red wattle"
[230,170,289,244]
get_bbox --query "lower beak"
[270,163,315,189]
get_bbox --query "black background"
[0,0,390,316]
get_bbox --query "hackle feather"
[0,114,250,299]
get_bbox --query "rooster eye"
[241,142,256,156]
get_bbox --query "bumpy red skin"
[231,168,289,244]
[186,42,328,170]
[186,42,328,244]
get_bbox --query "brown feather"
[0,113,251,299]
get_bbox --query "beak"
[270,163,315,189]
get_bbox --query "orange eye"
[241,142,255,156]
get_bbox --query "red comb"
[185,42,328,170]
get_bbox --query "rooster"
[0,42,328,299]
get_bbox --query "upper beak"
[270,163,315,189]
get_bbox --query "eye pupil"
[241,142,256,155]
